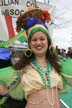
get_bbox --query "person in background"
[12,8,64,108]
[67,47,72,58]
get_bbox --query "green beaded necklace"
[31,59,52,88]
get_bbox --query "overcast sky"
[37,0,72,50]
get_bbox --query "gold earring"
[25,48,32,57]
[49,45,55,55]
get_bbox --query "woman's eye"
[40,38,45,41]
[31,39,37,41]
[31,38,45,41]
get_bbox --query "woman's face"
[30,31,48,57]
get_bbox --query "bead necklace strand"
[31,59,51,88]
[46,87,54,106]
[29,59,60,108]
[31,59,56,108]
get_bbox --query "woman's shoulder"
[20,64,32,74]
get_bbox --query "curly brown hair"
[13,37,61,75]
[13,8,61,75]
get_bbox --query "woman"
[13,8,64,108]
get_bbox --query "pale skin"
[26,31,60,108]
[30,31,48,66]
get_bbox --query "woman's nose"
[36,39,41,44]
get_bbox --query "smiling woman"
[30,31,48,56]
[12,7,64,108]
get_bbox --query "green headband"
[28,26,51,45]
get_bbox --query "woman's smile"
[35,45,44,50]
[30,31,48,56]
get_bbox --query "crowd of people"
[56,46,72,58]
